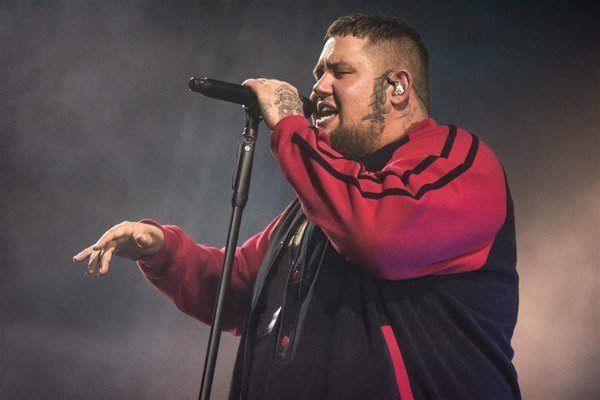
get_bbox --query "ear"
[387,70,412,107]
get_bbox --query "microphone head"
[188,77,209,93]
[188,76,314,118]
[189,77,252,105]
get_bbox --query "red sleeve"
[271,115,507,280]
[136,211,285,335]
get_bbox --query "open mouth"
[314,103,338,125]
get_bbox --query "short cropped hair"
[326,14,430,110]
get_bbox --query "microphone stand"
[199,104,261,400]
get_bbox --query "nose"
[311,74,333,102]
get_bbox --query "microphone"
[188,77,314,118]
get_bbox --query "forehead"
[313,35,373,71]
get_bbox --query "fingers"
[242,78,302,129]
[72,245,105,275]
[242,77,267,88]
[86,248,102,275]
[87,233,132,276]
[97,240,118,276]
[243,78,292,90]
[73,221,164,276]
[73,221,133,276]
[73,246,93,262]
[92,221,132,252]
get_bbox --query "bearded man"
[75,14,521,400]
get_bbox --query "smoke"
[514,182,599,398]
[1,1,598,399]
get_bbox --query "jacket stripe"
[381,325,414,400]
[290,128,479,200]
[352,125,455,184]
[413,134,479,199]
[400,125,457,185]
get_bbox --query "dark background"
[1,1,598,399]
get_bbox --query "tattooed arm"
[243,78,305,129]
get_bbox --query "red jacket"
[138,116,520,399]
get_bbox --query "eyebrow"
[313,60,355,79]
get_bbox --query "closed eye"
[334,71,352,78]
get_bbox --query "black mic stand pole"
[199,104,261,400]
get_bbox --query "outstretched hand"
[242,78,304,129]
[73,221,164,276]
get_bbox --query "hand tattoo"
[259,99,272,113]
[361,70,393,133]
[274,86,302,119]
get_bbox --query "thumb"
[135,233,153,249]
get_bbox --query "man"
[74,15,520,400]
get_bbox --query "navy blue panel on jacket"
[228,190,520,399]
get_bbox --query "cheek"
[342,81,367,101]
[341,81,372,114]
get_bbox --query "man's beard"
[329,120,382,160]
